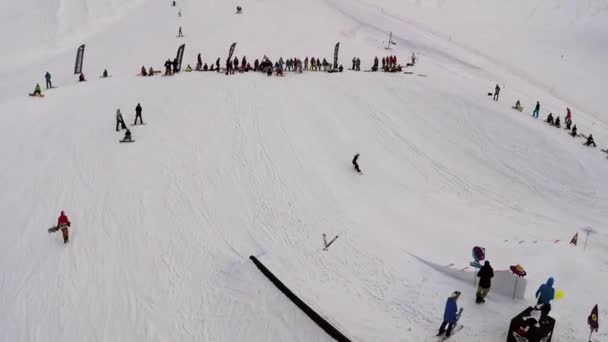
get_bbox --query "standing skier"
[116,108,126,131]
[476,261,494,303]
[532,101,540,118]
[492,84,500,101]
[56,211,71,244]
[134,103,143,125]
[352,154,361,173]
[45,72,52,89]
[438,291,461,338]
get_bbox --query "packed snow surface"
[1,0,607,341]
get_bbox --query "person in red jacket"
[57,211,71,244]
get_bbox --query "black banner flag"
[74,44,85,75]
[227,42,237,63]
[175,44,186,72]
[333,42,340,70]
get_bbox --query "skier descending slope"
[352,154,361,173]
[437,291,463,339]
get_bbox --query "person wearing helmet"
[57,211,71,244]
[437,291,461,337]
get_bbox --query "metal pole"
[387,32,392,49]
[512,277,518,300]
[584,232,590,250]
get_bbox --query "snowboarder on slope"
[79,73,86,82]
[57,211,71,244]
[134,103,143,125]
[31,83,42,96]
[122,128,133,142]
[570,125,578,137]
[533,101,540,118]
[546,113,554,124]
[102,69,109,78]
[513,100,523,111]
[493,84,500,101]
[476,261,494,303]
[438,291,461,337]
[116,108,126,131]
[352,154,361,173]
[45,72,52,89]
[585,134,596,147]
[554,116,561,128]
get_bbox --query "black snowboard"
[120,140,136,143]
[48,226,58,233]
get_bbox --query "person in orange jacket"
[57,211,71,244]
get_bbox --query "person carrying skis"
[116,108,126,131]
[134,103,143,125]
[492,84,500,101]
[45,72,52,89]
[57,210,71,244]
[532,101,540,118]
[438,291,461,338]
[476,261,494,303]
[585,134,596,147]
[352,154,361,173]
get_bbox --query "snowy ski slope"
[1,0,607,341]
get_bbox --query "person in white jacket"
[116,109,126,131]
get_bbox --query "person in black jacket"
[134,103,143,125]
[476,261,494,303]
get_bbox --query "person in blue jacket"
[437,291,461,337]
[536,277,555,305]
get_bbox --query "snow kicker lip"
[249,255,351,342]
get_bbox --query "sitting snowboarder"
[30,83,43,97]
[141,66,148,76]
[149,67,155,76]
[554,116,561,128]
[122,129,133,142]
[102,69,109,78]
[585,134,596,147]
[203,63,209,71]
[57,211,71,244]
[546,113,554,125]
[512,100,523,111]
[185,64,193,72]
[352,154,361,173]
[571,125,578,137]
[79,73,86,82]
[236,6,242,13]
[566,119,572,130]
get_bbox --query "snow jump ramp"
[249,255,351,342]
